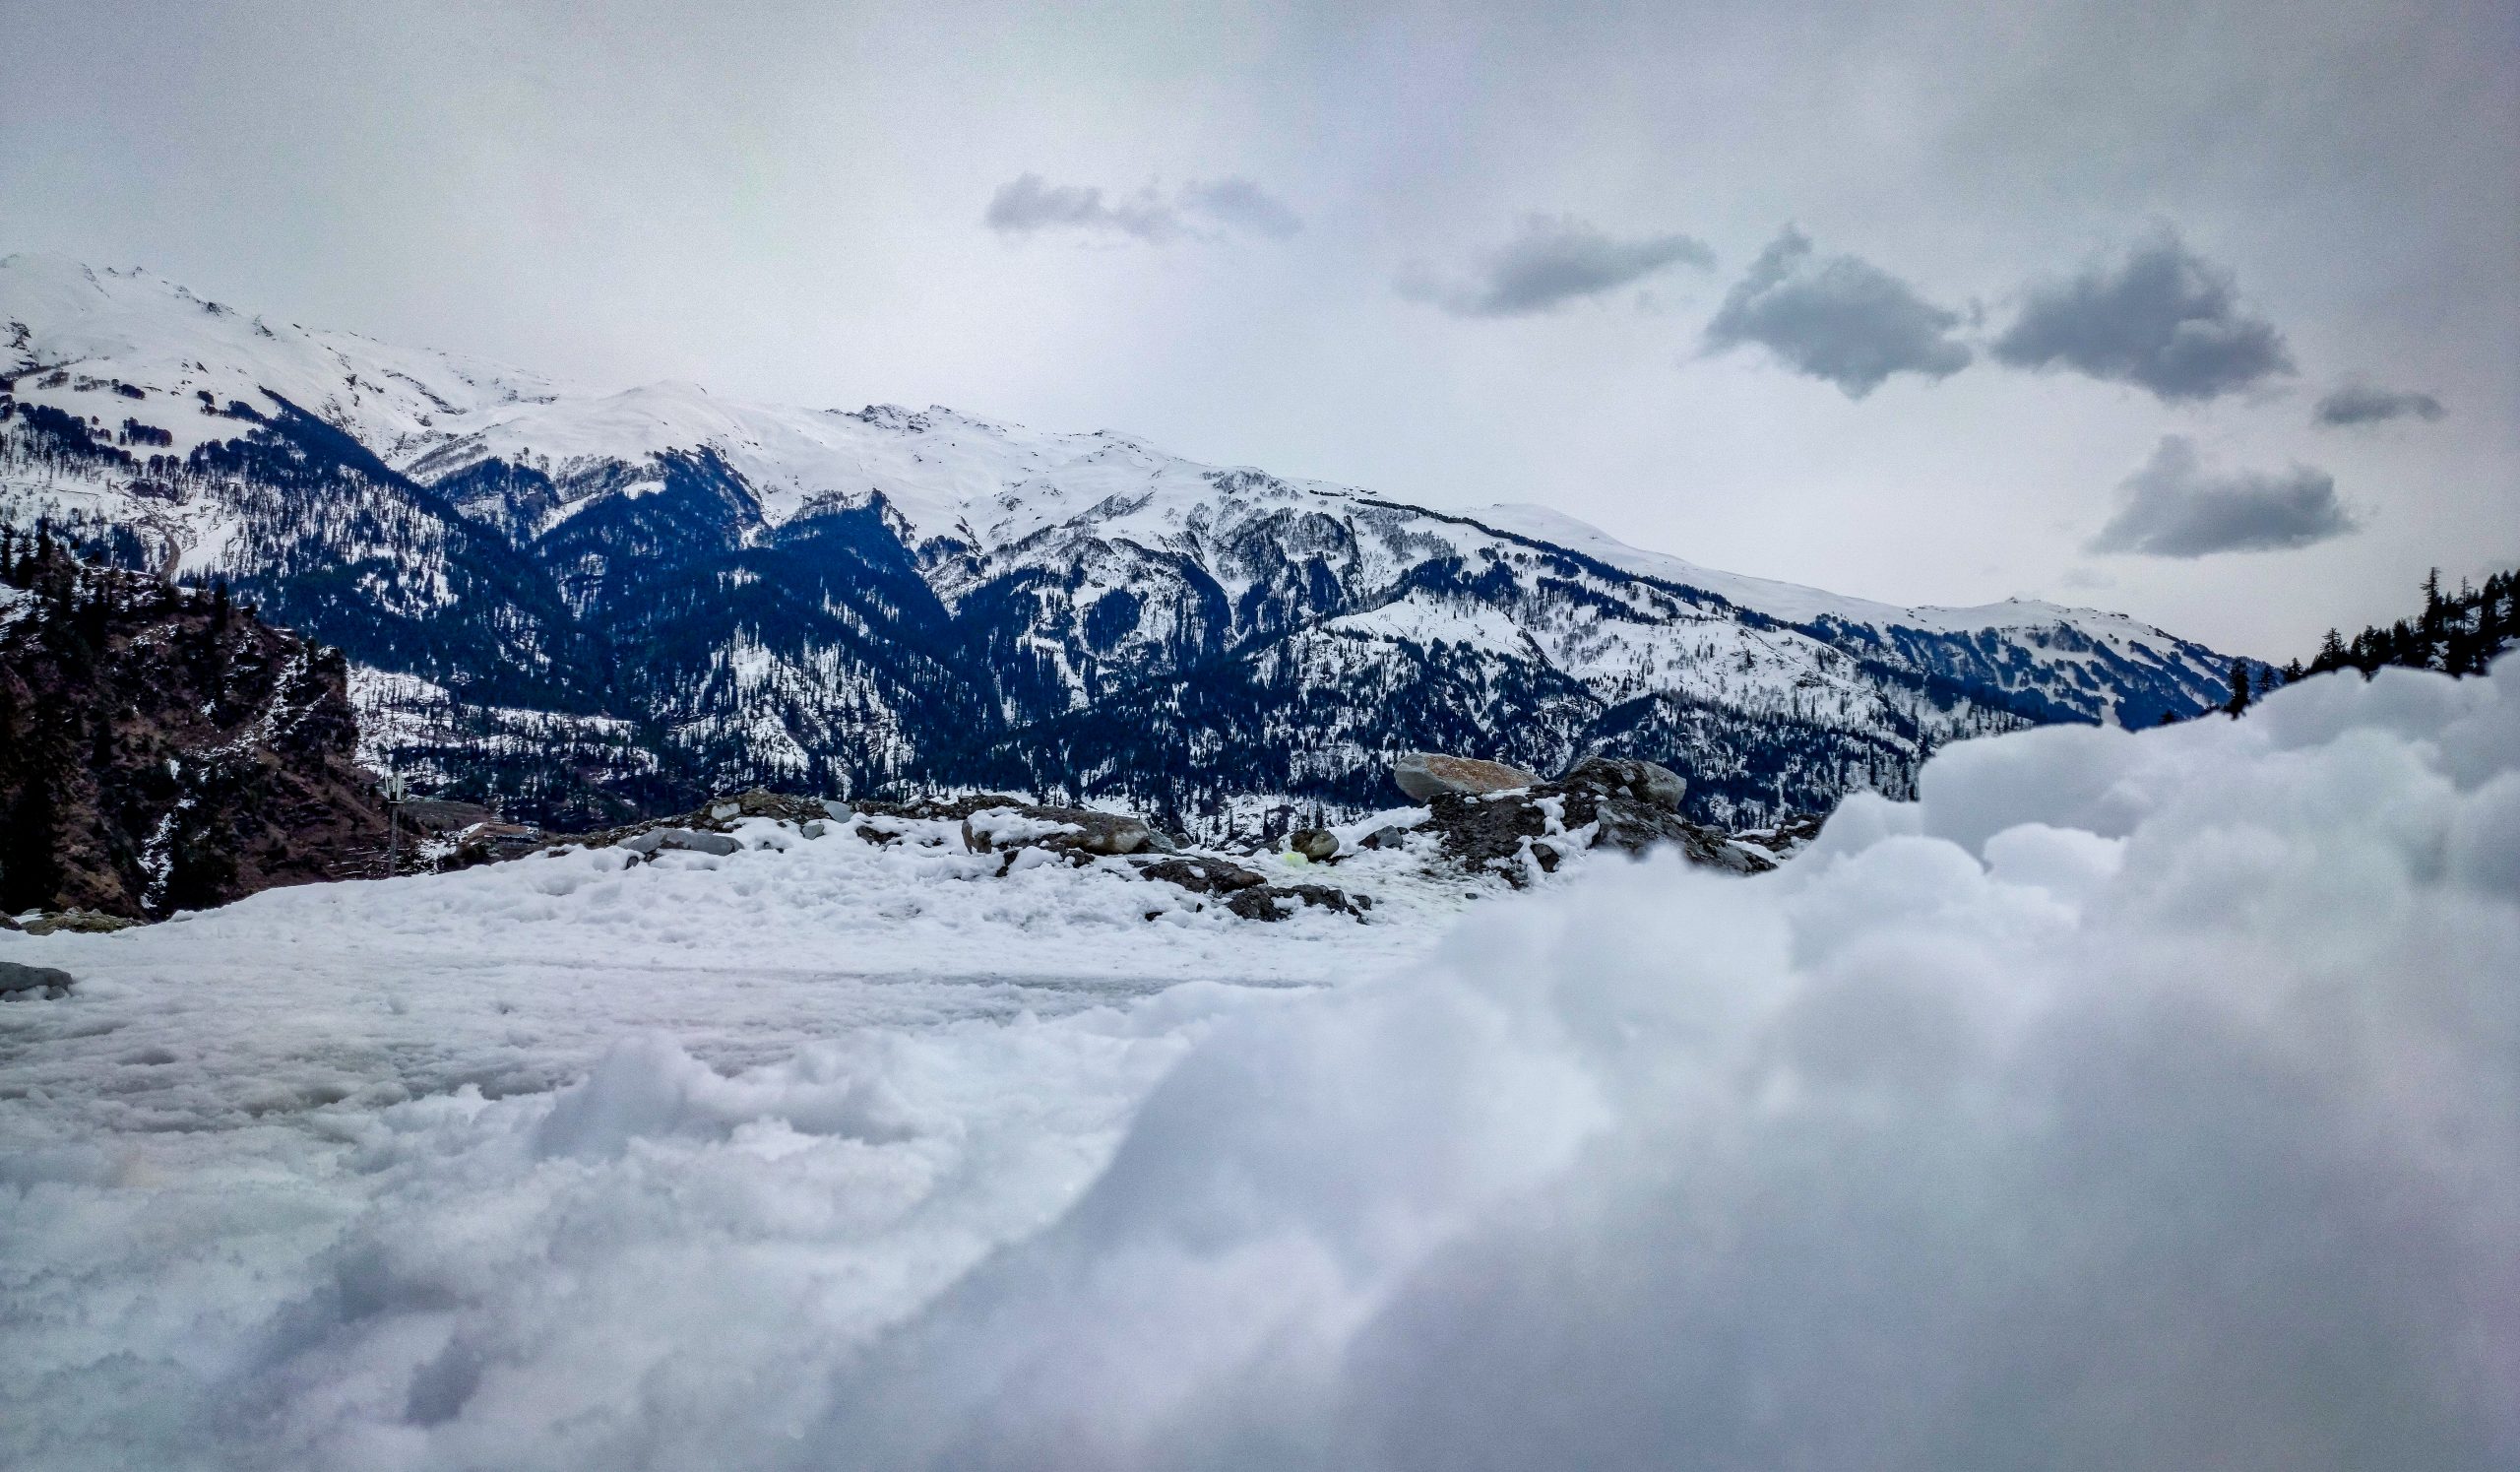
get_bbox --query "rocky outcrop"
[0,542,391,919]
[1393,751,1540,802]
[577,788,847,862]
[1413,750,1773,886]
[1558,755,1686,811]
[961,805,1153,858]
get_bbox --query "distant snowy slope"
[1,253,2239,829]
[0,253,553,460]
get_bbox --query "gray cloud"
[984,173,1300,244]
[1993,230,2293,402]
[2088,436,2357,557]
[1401,215,1714,318]
[1177,178,1302,241]
[1700,228,1973,398]
[2313,382,2446,427]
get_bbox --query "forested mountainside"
[0,254,2240,832]
[0,531,388,917]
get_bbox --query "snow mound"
[1,660,2514,1469]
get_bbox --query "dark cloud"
[2313,382,2446,427]
[1400,215,1714,318]
[983,173,1300,244]
[1993,230,2293,402]
[2087,436,2357,557]
[1700,228,1973,398]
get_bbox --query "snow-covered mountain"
[0,253,2237,829]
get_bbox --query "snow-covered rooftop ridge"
[6,251,2155,643]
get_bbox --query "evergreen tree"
[2224,659,2252,717]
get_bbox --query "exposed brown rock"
[0,544,391,919]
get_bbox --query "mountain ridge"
[0,251,2238,832]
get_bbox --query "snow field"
[2,661,2516,1469]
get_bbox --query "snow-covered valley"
[4,659,2514,1470]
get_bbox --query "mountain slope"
[0,253,2237,830]
[0,537,390,917]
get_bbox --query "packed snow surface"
[6,662,2518,1469]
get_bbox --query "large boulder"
[1560,755,1687,813]
[1131,856,1269,894]
[1286,828,1341,862]
[962,805,1152,857]
[1393,751,1540,802]
[0,961,76,999]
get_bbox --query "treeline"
[2291,567,2516,682]
[2208,566,2516,720]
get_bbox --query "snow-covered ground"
[5,663,2517,1470]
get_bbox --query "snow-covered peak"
[6,252,2186,659]
[1,251,558,460]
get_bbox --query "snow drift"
[3,660,2515,1470]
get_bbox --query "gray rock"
[1287,828,1340,862]
[0,961,76,999]
[1561,755,1687,812]
[963,805,1152,858]
[1393,751,1540,802]
[1131,856,1269,894]
[619,827,742,858]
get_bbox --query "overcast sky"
[5,0,2513,656]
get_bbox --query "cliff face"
[0,537,389,917]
